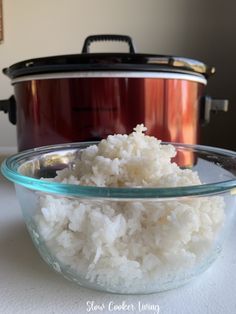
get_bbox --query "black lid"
[3,35,215,80]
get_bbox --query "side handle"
[0,95,17,125]
[200,96,228,125]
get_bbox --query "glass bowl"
[1,142,236,294]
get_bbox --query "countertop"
[0,148,236,314]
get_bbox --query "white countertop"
[0,149,236,314]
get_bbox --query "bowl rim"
[1,141,236,199]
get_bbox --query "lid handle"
[82,34,136,54]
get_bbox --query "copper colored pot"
[0,35,228,166]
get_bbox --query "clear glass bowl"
[1,142,236,294]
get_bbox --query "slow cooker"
[0,34,228,161]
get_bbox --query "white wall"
[0,0,235,149]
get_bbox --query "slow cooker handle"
[200,96,229,125]
[0,95,16,125]
[82,34,136,54]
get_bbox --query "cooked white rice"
[35,125,224,292]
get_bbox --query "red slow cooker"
[0,34,228,165]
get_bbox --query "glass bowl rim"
[1,141,236,199]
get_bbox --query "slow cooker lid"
[3,34,215,79]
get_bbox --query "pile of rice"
[35,125,224,292]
